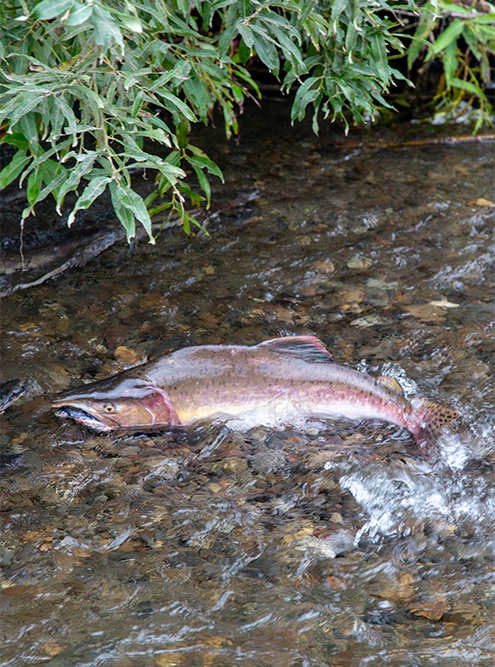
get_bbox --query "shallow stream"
[1,103,494,666]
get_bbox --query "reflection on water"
[1,103,494,666]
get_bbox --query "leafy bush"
[407,0,495,131]
[0,0,493,240]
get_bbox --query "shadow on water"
[1,101,494,666]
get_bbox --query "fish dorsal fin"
[258,336,334,363]
[377,375,404,394]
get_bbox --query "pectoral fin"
[377,375,404,394]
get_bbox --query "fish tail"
[409,401,460,449]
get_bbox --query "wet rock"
[324,529,355,556]
[142,457,180,480]
[81,437,111,451]
[0,547,15,567]
[380,573,416,603]
[403,303,448,323]
[294,536,339,559]
[411,585,448,621]
[349,315,385,328]
[246,427,271,444]
[113,345,146,366]
[249,448,286,474]
[326,575,347,590]
[210,457,249,475]
[119,446,141,457]
[347,256,373,270]
[113,457,134,469]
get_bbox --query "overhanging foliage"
[0,0,493,240]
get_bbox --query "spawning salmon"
[52,336,459,446]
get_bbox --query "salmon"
[0,379,27,414]
[52,336,459,447]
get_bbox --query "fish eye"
[103,403,116,413]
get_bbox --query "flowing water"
[1,102,494,667]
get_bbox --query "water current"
[1,101,494,666]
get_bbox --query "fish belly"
[172,380,405,431]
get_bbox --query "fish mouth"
[54,406,113,432]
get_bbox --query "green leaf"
[176,209,206,236]
[66,2,92,25]
[19,139,72,185]
[177,119,190,149]
[291,77,320,122]
[56,151,98,213]
[160,91,197,121]
[72,84,105,110]
[111,184,155,243]
[183,75,212,120]
[28,169,67,206]
[238,24,254,48]
[53,96,78,137]
[218,25,238,58]
[462,25,482,61]
[252,32,279,73]
[116,13,143,34]
[110,183,136,241]
[92,5,123,50]
[312,100,320,135]
[133,129,172,146]
[430,19,464,55]
[451,77,483,96]
[20,112,40,156]
[345,22,358,56]
[4,94,41,129]
[179,182,204,208]
[232,85,244,104]
[442,39,457,89]
[187,154,223,180]
[237,0,250,19]
[261,23,304,72]
[181,209,191,235]
[68,176,112,226]
[472,13,495,24]
[480,52,490,85]
[0,150,30,190]
[407,18,437,69]
[40,159,63,184]
[27,168,43,205]
[238,37,252,63]
[336,81,355,106]
[191,164,211,208]
[1,133,30,151]
[331,0,348,22]
[370,33,390,82]
[32,0,74,21]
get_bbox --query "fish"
[0,379,27,414]
[52,336,460,447]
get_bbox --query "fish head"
[52,376,178,431]
[0,379,27,413]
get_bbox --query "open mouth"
[54,406,112,432]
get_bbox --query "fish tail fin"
[410,402,460,450]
